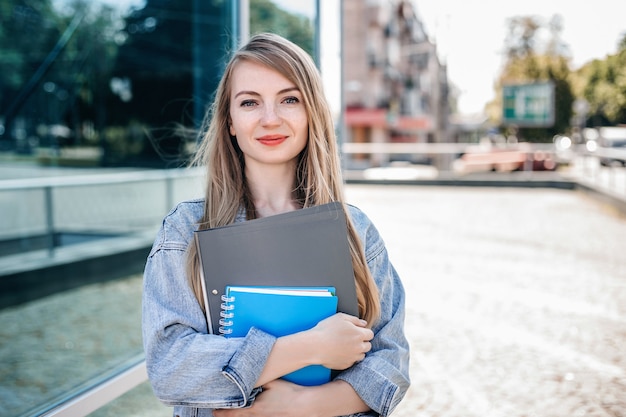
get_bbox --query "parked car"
[597,127,626,167]
[452,143,557,174]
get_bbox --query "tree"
[572,33,626,126]
[0,0,124,154]
[249,0,315,58]
[493,14,574,142]
[107,0,229,166]
[0,0,64,148]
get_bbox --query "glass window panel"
[0,0,233,415]
[0,0,233,168]
[0,274,144,417]
[87,381,171,417]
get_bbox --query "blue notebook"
[220,285,338,386]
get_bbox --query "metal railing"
[0,168,204,258]
[340,141,626,199]
[574,146,626,199]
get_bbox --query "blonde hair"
[187,33,380,325]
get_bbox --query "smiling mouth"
[257,135,287,146]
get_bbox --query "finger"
[357,327,374,342]
[349,316,368,328]
[337,312,367,327]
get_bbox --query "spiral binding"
[219,294,235,335]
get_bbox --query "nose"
[261,104,281,126]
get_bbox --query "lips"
[257,135,288,146]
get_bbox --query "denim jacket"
[142,199,410,417]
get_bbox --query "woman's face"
[229,60,308,171]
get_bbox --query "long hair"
[187,33,380,325]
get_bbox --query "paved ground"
[344,185,626,417]
[1,183,625,416]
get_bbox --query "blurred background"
[0,1,625,416]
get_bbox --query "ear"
[228,119,235,136]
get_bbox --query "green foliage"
[501,19,626,130]
[0,0,61,94]
[496,14,574,142]
[0,0,123,148]
[577,48,626,125]
[249,0,315,58]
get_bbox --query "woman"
[142,32,410,417]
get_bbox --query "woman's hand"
[213,379,305,417]
[253,313,374,387]
[309,313,374,370]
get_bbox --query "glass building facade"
[0,1,319,415]
[0,0,318,168]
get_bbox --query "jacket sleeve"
[336,207,411,417]
[142,210,275,409]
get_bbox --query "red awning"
[345,108,431,130]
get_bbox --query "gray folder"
[194,202,358,334]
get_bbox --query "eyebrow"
[234,86,300,99]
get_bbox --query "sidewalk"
[344,184,626,417]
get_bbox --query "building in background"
[342,0,450,168]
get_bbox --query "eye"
[282,96,300,104]
[240,99,257,107]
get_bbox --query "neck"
[245,162,300,217]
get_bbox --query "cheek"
[228,115,246,137]
[296,115,309,139]
[283,109,308,133]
